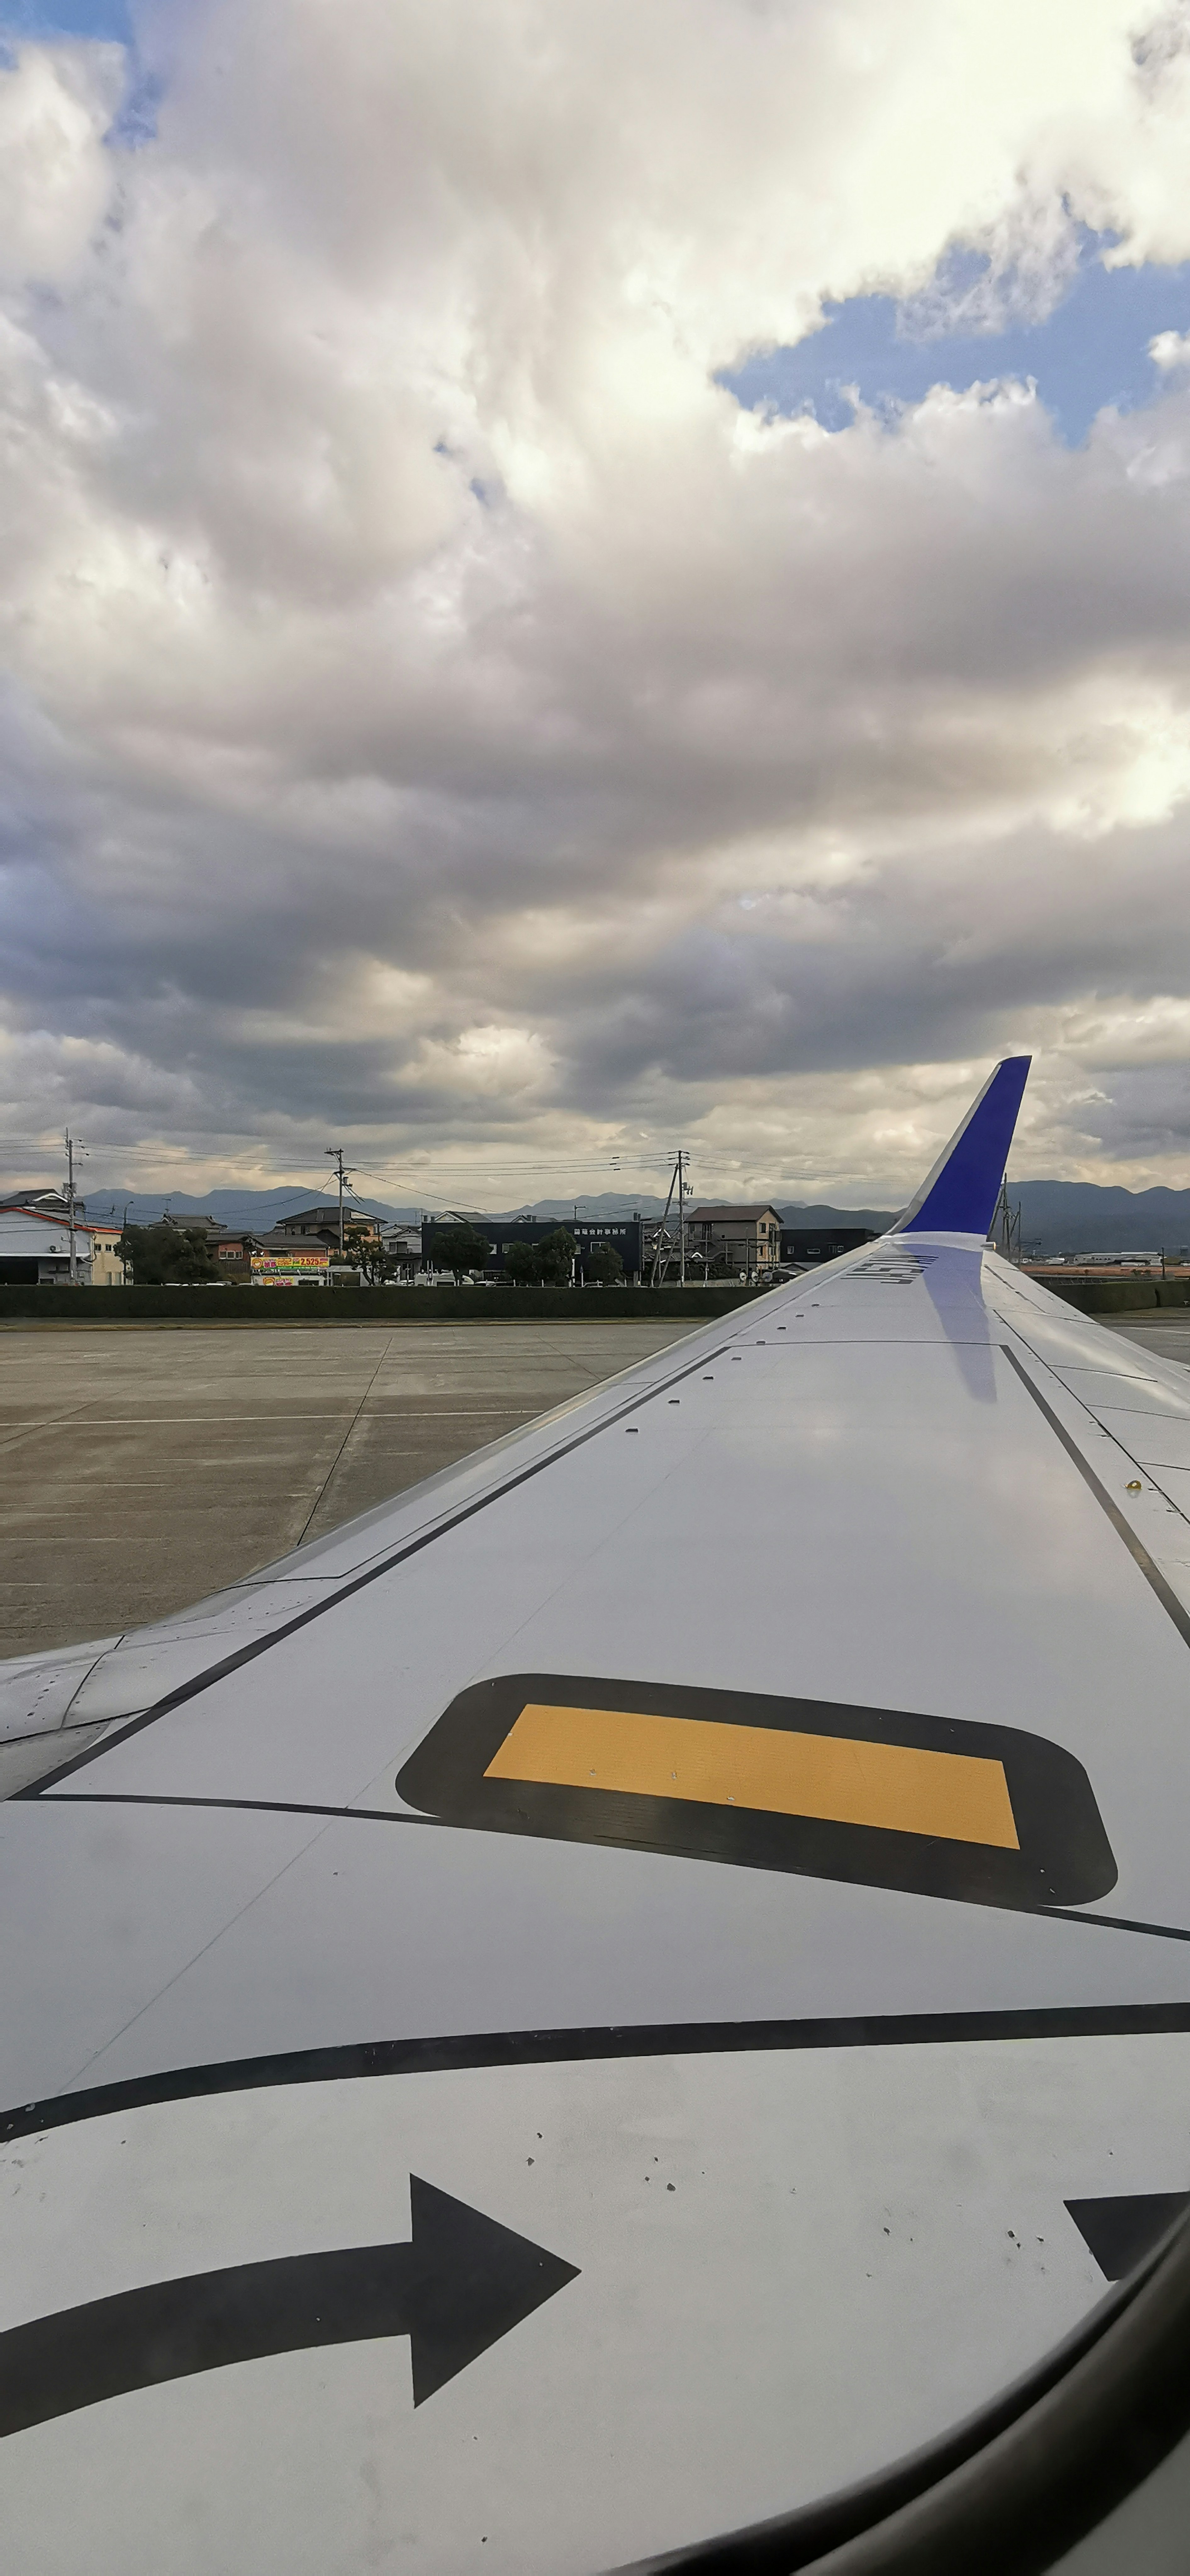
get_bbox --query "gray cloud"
[4,0,1190,1201]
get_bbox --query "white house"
[0,1207,106,1285]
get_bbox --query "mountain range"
[55,1178,1190,1257]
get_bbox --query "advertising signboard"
[249,1249,330,1288]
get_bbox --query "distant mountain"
[777,1202,897,1234]
[78,1186,675,1227]
[54,1176,1190,1257]
[775,1184,1190,1256]
[73,1186,413,1227]
[451,1193,669,1222]
[1007,1182,1190,1257]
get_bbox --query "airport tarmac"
[0,1309,1179,1667]
[1101,1311,1190,1365]
[0,1321,695,1660]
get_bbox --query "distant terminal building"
[1023,1250,1190,1280]
[422,1214,645,1279]
[1071,1250,1164,1268]
[780,1225,879,1268]
[686,1205,782,1274]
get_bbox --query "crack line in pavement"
[292,1335,398,1548]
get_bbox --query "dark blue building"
[779,1225,878,1266]
[423,1215,644,1280]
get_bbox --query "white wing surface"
[3,1057,1190,2575]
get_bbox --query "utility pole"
[650,1156,681,1287]
[677,1149,686,1286]
[993,1175,1022,1264]
[64,1131,78,1284]
[326,1146,350,1255]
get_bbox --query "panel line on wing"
[17,1338,736,1797]
[9,2000,1190,2145]
[1001,1345,1190,1655]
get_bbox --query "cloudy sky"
[4,0,1190,1208]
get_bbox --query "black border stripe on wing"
[396,1674,1117,1910]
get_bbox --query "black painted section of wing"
[1066,2190,1190,2281]
[397,1671,1118,1910]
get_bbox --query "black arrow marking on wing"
[0,2176,578,2435]
[1066,2190,1190,2282]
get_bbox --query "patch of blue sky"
[723,242,1190,447]
[1,0,163,143]
[1,0,134,37]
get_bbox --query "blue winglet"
[899,1057,1031,1237]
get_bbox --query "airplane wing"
[4,1056,1190,2574]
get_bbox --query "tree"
[504,1228,575,1286]
[117,1222,220,1285]
[341,1222,399,1285]
[583,1242,623,1285]
[434,1223,492,1282]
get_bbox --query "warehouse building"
[0,1208,89,1284]
[780,1225,878,1267]
[422,1214,645,1279]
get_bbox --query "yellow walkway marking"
[486,1703,1019,1848]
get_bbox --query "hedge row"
[0,1281,769,1326]
[1041,1276,1190,1317]
[10,1272,1186,1324]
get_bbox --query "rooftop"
[686,1203,781,1224]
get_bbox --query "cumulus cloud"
[1150,325,1190,369]
[0,37,121,285]
[4,0,1190,1200]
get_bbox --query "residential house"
[684,1204,782,1275]
[271,1204,383,1248]
[88,1223,126,1285]
[207,1229,331,1285]
[381,1224,422,1274]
